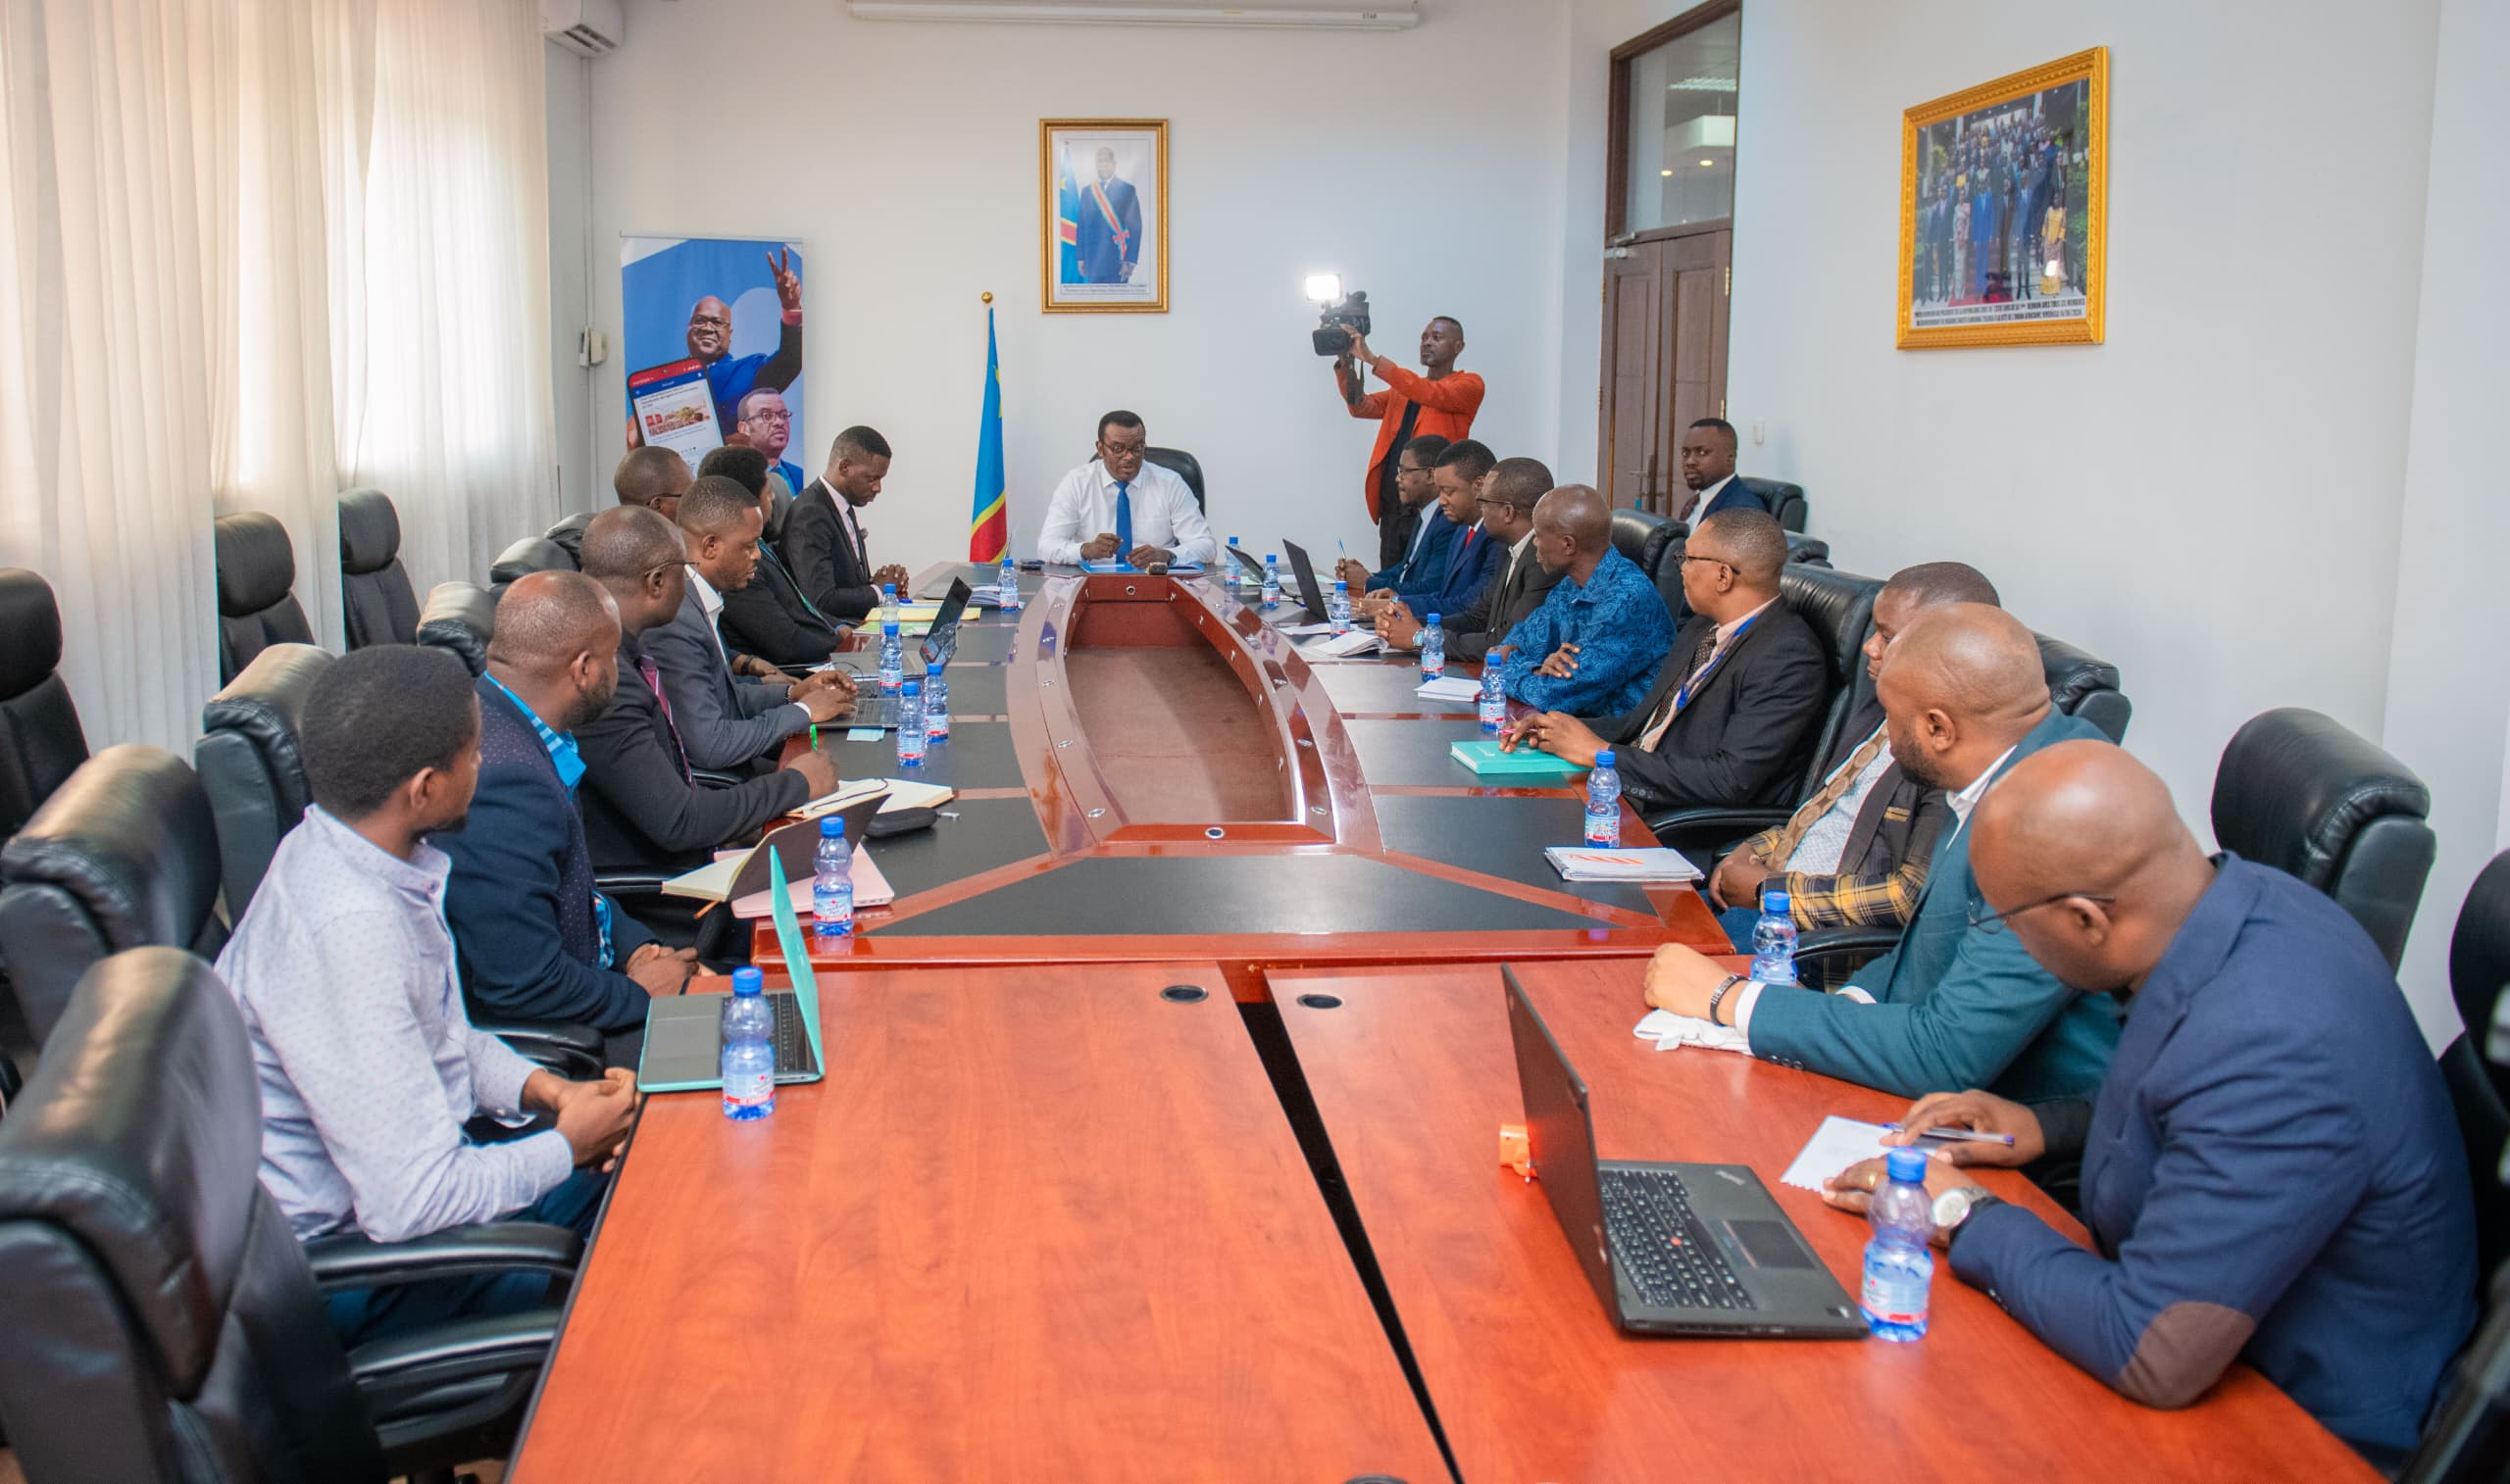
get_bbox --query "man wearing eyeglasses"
[1377,457,1563,661]
[682,248,803,435]
[1038,409,1215,568]
[735,388,807,503]
[1637,602,2121,1108]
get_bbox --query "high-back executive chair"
[417,580,496,676]
[337,488,421,650]
[1141,446,1205,513]
[215,512,317,685]
[0,568,90,841]
[0,948,581,1484]
[488,535,575,597]
[1734,476,1808,533]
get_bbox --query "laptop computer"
[824,577,973,722]
[638,848,829,1093]
[918,576,973,671]
[1278,539,1333,623]
[1503,966,1866,1338]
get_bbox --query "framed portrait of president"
[1899,47,2107,348]
[1041,119,1168,314]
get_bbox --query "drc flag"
[968,307,1008,562]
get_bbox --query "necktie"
[1114,480,1133,555]
[1639,629,1725,750]
[638,654,692,783]
[1763,723,1891,864]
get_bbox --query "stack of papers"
[1304,629,1384,658]
[1415,675,1481,704]
[1543,846,1701,882]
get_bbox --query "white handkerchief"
[1632,1008,1751,1055]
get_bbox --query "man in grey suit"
[646,475,853,771]
[1374,456,1560,662]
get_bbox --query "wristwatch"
[1933,1187,2004,1243]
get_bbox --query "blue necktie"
[1114,480,1133,555]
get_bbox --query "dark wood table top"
[1270,958,2375,1483]
[510,962,1448,1484]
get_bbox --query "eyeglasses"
[1678,553,1733,572]
[688,314,730,329]
[1968,892,2115,934]
[742,410,791,424]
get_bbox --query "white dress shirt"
[1038,457,1217,566]
[1684,472,1737,521]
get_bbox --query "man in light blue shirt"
[215,644,639,1344]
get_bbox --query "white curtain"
[0,0,553,756]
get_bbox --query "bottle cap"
[1334,579,1347,591]
[1267,554,1278,563]
[903,679,920,696]
[731,965,764,997]
[1763,888,1791,914]
[820,816,845,837]
[1427,613,1441,624]
[1885,1147,1930,1184]
[1593,749,1615,767]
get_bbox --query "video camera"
[1311,289,1372,358]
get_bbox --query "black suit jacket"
[577,632,811,873]
[781,479,880,622]
[720,543,843,666]
[1595,599,1831,812]
[1448,539,1561,662]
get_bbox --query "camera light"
[1303,273,1342,303]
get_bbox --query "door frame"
[1604,0,1741,244]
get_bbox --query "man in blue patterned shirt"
[1490,484,1673,716]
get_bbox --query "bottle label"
[1861,1265,1930,1327]
[723,1069,775,1107]
[1584,815,1619,847]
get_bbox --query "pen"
[1883,1124,2018,1146]
[810,724,819,748]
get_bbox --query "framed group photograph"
[1898,46,2107,348]
[1041,119,1168,314]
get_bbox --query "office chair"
[1609,505,1680,582]
[196,644,333,917]
[1141,446,1205,513]
[544,510,594,568]
[337,488,421,650]
[0,947,579,1484]
[0,568,91,841]
[1735,476,1808,533]
[0,746,226,1047]
[215,512,318,684]
[418,580,496,675]
[2441,849,2510,1277]
[2037,632,2132,742]
[489,535,575,596]
[1782,531,1832,569]
[2211,707,2435,971]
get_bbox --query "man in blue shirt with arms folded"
[1821,741,2476,1464]
[213,645,639,1345]
[1487,483,1672,717]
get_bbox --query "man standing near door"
[1332,317,1483,569]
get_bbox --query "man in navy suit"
[1675,418,1767,526]
[1076,146,1144,285]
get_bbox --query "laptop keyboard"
[1600,1167,1756,1311]
[766,994,810,1075]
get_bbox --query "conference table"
[510,563,2373,1480]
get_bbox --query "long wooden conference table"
[510,565,2371,1482]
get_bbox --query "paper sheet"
[1632,1007,1751,1056]
[1776,1115,1912,1193]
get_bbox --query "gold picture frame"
[1898,47,2106,348]
[1040,119,1169,314]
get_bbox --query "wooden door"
[1597,227,1732,517]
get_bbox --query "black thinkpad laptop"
[1504,966,1867,1338]
[1277,539,1333,623]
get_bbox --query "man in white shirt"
[1037,410,1217,567]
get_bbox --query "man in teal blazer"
[1642,603,2122,1105]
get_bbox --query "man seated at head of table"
[1484,483,1674,717]
[1702,561,2001,949]
[1037,409,1217,569]
[695,442,847,668]
[1638,603,2122,1106]
[1375,456,1562,661]
[647,475,855,772]
[212,645,640,1345]
[1500,506,1826,814]
[1353,439,1501,620]
[1819,741,2476,1465]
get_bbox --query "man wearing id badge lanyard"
[1503,508,1828,813]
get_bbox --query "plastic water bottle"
[878,621,903,693]
[996,555,1020,615]
[811,816,853,939]
[720,966,776,1120]
[879,582,898,626]
[896,679,927,766]
[1261,555,1282,609]
[1862,1147,1934,1341]
[1479,663,1507,732]
[1225,536,1244,593]
[1329,580,1353,635]
[924,667,950,740]
[1583,748,1621,846]
[1420,613,1445,680]
[1752,888,1800,986]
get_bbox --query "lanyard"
[1674,611,1761,714]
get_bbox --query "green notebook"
[1449,740,1589,777]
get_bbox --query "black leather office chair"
[1609,505,1680,580]
[196,644,332,917]
[489,535,574,596]
[1735,476,1807,532]
[544,510,594,569]
[2442,849,2510,1280]
[215,512,318,685]
[1782,532,1831,569]
[2211,708,2435,971]
[1141,446,1205,513]
[418,580,495,676]
[0,569,90,841]
[337,488,420,650]
[0,947,579,1484]
[0,746,226,1047]
[2038,633,2131,742]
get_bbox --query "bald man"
[436,570,695,1061]
[614,445,693,522]
[1487,484,1675,717]
[1641,603,2121,1104]
[1819,743,2475,1462]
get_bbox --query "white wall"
[577,0,1571,568]
[545,43,595,517]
